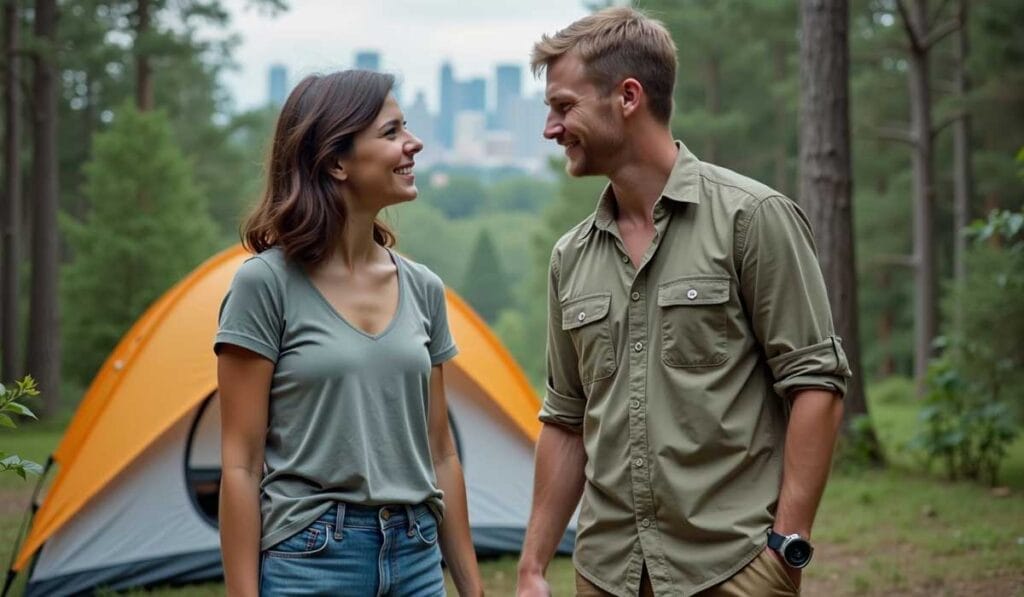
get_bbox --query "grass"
[1,379,1023,595]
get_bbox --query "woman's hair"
[242,70,397,265]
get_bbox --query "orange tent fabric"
[14,245,540,571]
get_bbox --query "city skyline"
[264,52,558,172]
[218,0,591,114]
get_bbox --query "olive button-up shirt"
[540,142,851,597]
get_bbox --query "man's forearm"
[518,423,587,575]
[773,389,844,538]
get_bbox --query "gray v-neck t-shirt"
[214,247,458,550]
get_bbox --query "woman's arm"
[218,344,273,597]
[428,364,483,596]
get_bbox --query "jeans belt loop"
[404,504,416,537]
[333,502,346,540]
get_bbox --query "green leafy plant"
[0,376,44,479]
[908,355,1019,485]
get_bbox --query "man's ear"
[620,78,643,118]
[330,160,348,182]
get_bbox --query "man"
[516,7,851,597]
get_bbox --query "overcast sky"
[219,0,594,113]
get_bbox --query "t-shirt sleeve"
[427,273,458,366]
[214,256,283,362]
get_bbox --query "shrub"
[0,376,43,479]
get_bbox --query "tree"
[62,105,217,385]
[799,0,880,459]
[26,0,61,418]
[1,0,20,381]
[461,229,511,323]
[896,0,960,391]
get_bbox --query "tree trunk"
[704,54,720,163]
[952,0,972,323]
[1,0,20,381]
[136,0,153,111]
[26,0,61,416]
[799,0,879,459]
[773,41,789,195]
[904,0,937,394]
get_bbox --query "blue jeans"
[260,503,445,596]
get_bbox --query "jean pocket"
[265,521,331,559]
[658,276,731,368]
[412,514,439,546]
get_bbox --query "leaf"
[4,402,36,419]
[0,413,15,428]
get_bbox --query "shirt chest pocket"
[657,276,731,368]
[561,292,617,385]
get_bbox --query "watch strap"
[766,530,787,551]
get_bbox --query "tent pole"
[2,455,53,597]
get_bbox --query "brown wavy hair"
[242,70,397,265]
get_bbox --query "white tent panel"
[32,406,220,580]
[447,368,538,528]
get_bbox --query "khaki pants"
[574,549,799,596]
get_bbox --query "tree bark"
[704,54,721,163]
[902,0,938,393]
[1,0,20,381]
[952,0,972,321]
[136,0,153,111]
[773,41,789,195]
[26,0,61,416]
[799,0,879,459]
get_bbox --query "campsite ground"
[2,394,1023,596]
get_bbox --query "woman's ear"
[330,160,348,182]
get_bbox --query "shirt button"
[577,311,586,322]
[630,399,641,409]
[687,288,698,300]
[622,255,630,263]
[631,291,640,301]
[641,518,651,528]
[634,341,644,352]
[634,458,645,467]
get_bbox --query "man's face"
[543,53,623,177]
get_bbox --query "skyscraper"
[495,64,522,131]
[268,64,287,106]
[457,78,486,112]
[355,51,381,71]
[438,62,456,150]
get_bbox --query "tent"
[7,245,574,596]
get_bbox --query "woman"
[216,70,483,596]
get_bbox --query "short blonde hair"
[531,6,677,123]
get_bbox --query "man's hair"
[531,6,677,124]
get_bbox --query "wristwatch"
[767,530,814,569]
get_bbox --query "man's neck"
[607,130,678,226]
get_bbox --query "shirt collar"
[588,140,701,235]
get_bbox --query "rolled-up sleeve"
[539,247,587,431]
[737,195,851,398]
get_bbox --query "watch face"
[784,539,813,568]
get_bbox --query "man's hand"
[516,569,551,597]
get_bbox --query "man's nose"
[543,116,564,140]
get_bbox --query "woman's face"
[335,94,423,211]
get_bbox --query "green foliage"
[836,414,886,471]
[907,357,1019,486]
[868,376,915,406]
[461,230,511,323]
[908,202,1024,486]
[0,377,43,480]
[62,105,218,386]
